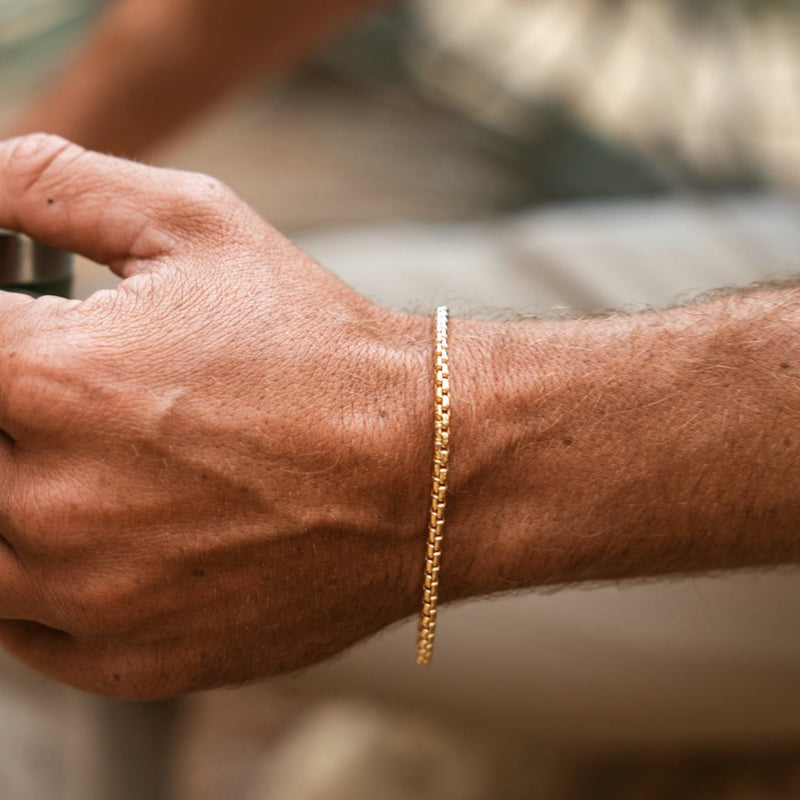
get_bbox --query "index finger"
[0,134,234,276]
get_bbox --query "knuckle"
[7,469,79,542]
[21,547,135,638]
[8,486,61,555]
[3,334,87,435]
[0,336,48,428]
[159,169,243,241]
[179,170,235,204]
[66,584,127,637]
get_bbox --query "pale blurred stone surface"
[0,650,174,800]
[0,652,70,800]
[243,700,553,800]
[172,685,800,799]
[172,691,560,800]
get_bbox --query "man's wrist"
[438,290,800,604]
[438,315,573,600]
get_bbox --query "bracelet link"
[416,305,450,665]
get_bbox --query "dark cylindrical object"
[0,230,72,298]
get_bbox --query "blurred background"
[2,0,800,797]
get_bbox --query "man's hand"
[0,134,430,698]
[1,135,800,701]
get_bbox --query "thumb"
[0,134,235,277]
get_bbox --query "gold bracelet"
[416,305,450,665]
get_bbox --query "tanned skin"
[0,134,797,698]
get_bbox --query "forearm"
[441,285,800,601]
[8,0,377,156]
